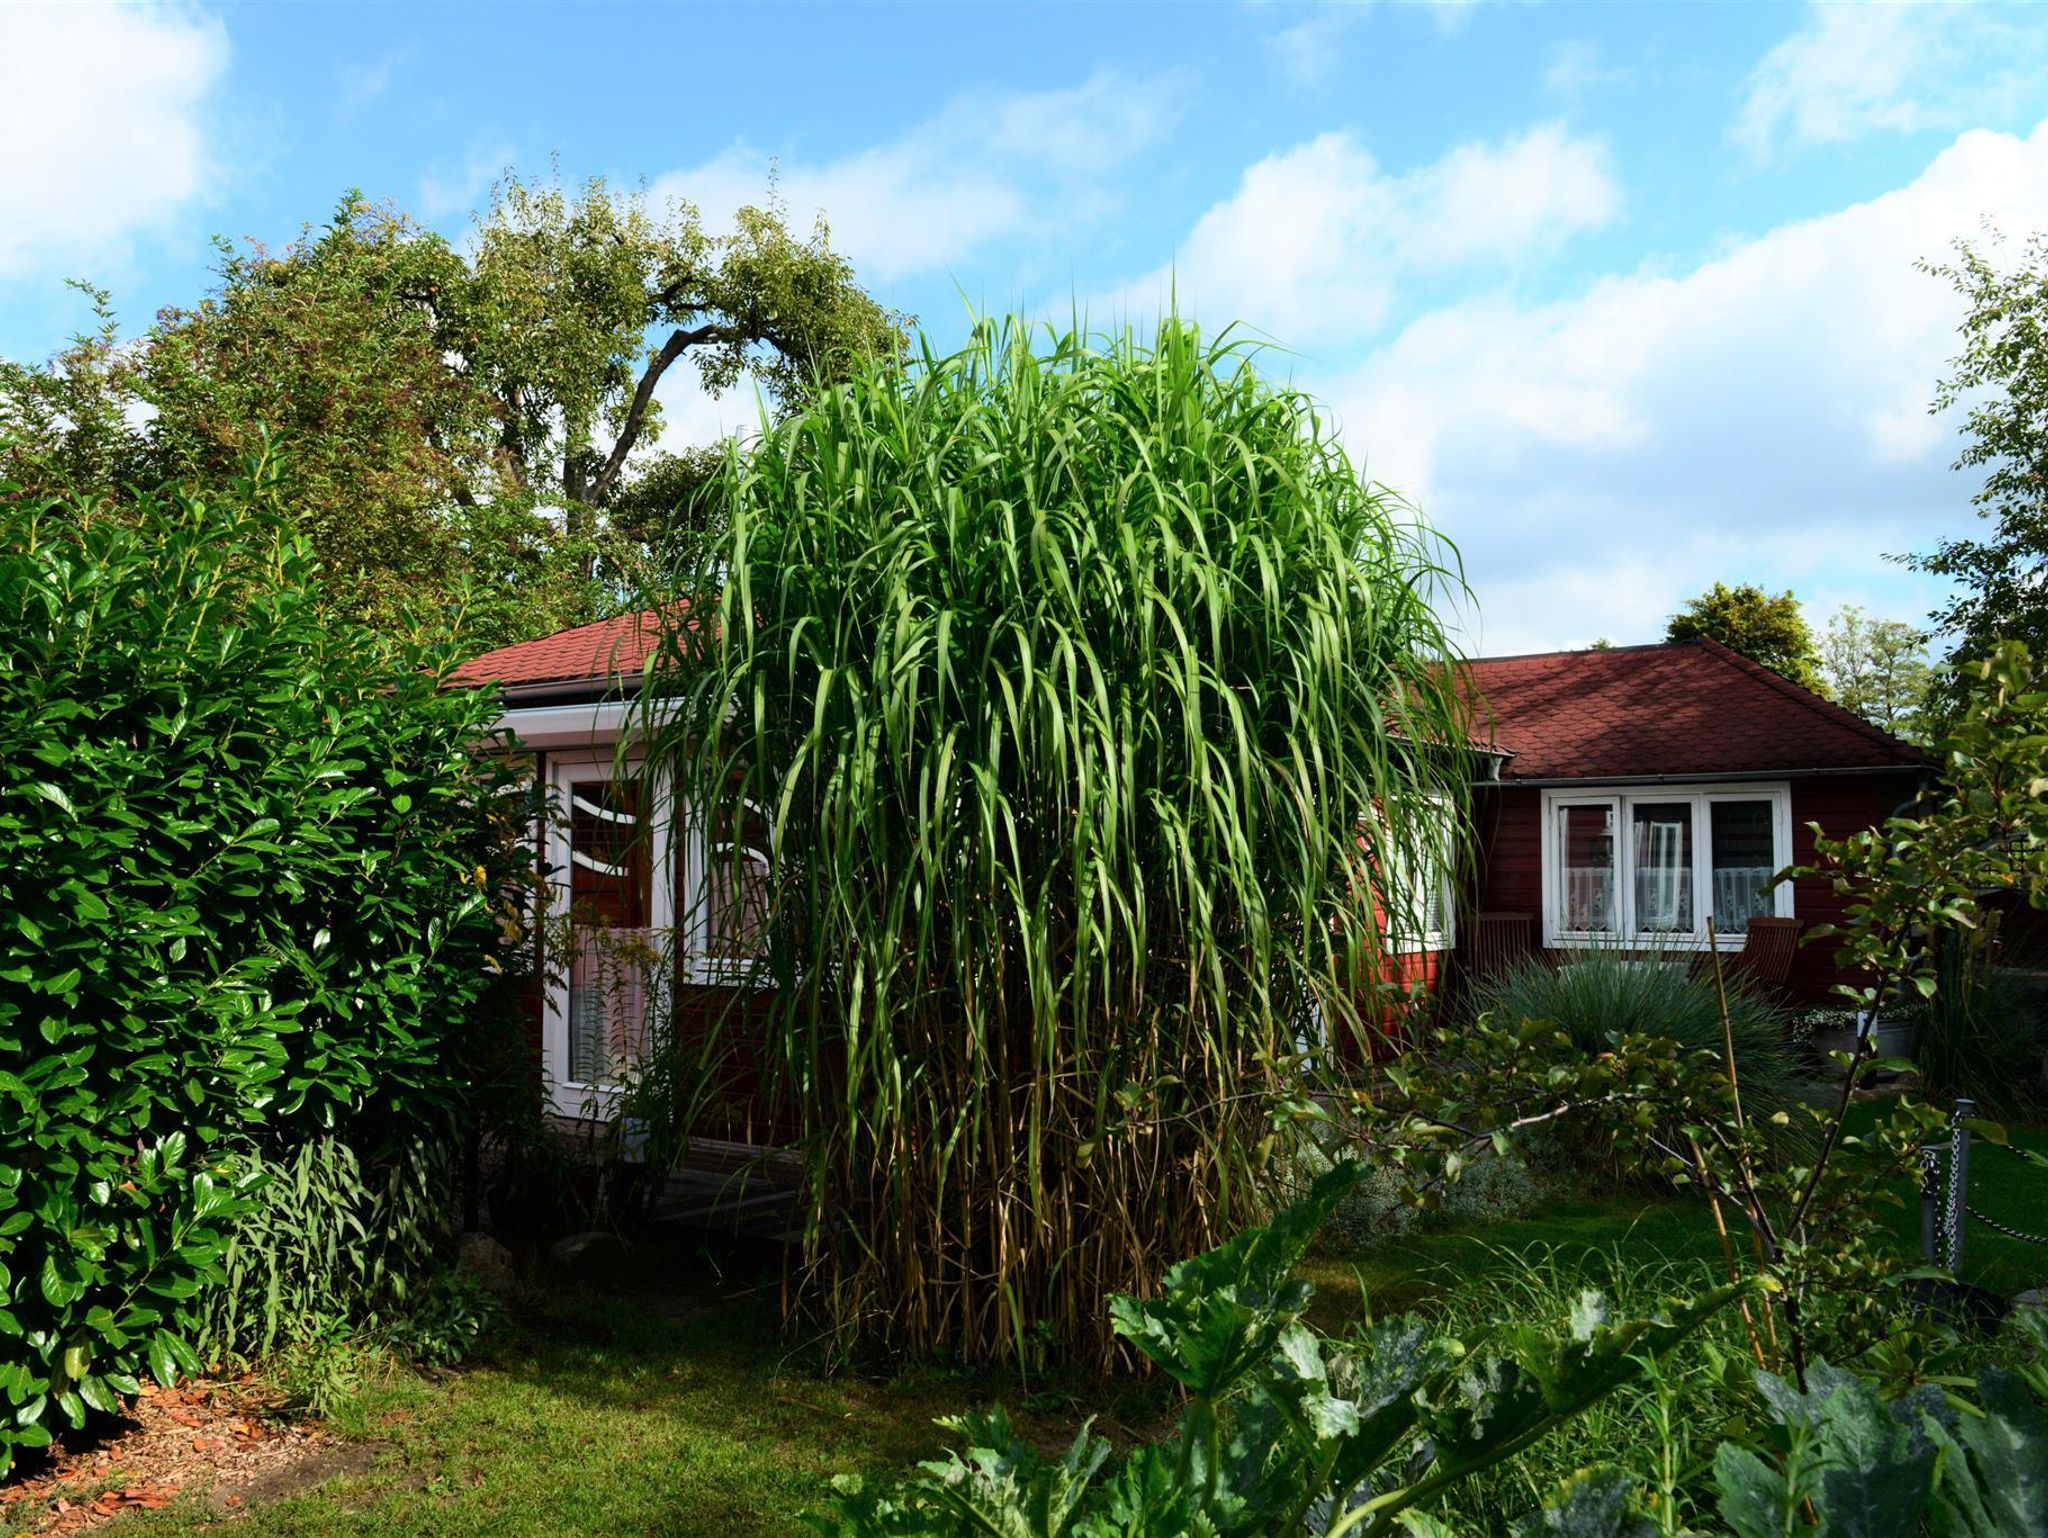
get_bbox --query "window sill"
[1545,933,1751,953]
[681,965,776,991]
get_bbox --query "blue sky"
[8,1,2048,654]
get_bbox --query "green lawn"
[1910,1115,2048,1296]
[112,1113,2048,1537]
[122,1242,1166,1538]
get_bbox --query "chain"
[1927,1107,2048,1252]
[1975,1139,2048,1242]
[1965,1203,2048,1247]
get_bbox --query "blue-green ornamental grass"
[0,463,530,1474]
[1472,950,1810,1159]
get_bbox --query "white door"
[541,751,674,1118]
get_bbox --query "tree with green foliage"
[1665,581,1822,690]
[0,285,152,498]
[139,200,505,630]
[0,175,902,646]
[1906,231,2048,677]
[0,455,532,1473]
[644,317,1478,1368]
[1818,603,1934,740]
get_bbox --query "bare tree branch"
[589,321,730,506]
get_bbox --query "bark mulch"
[0,1377,356,1535]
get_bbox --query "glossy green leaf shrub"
[0,468,527,1473]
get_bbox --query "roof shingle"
[1463,639,1929,781]
[450,612,663,692]
[456,620,1930,784]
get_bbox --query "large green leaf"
[1714,1440,1807,1538]
[1930,1367,2048,1537]
[1109,1160,1364,1397]
[1512,1468,1656,1538]
[1753,1365,1934,1538]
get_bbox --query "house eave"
[1489,763,1931,789]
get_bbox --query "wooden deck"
[643,1137,803,1241]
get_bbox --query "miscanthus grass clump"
[644,316,1475,1367]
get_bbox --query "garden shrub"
[1296,1135,1546,1255]
[194,1134,451,1364]
[824,1170,2048,1533]
[1472,949,1808,1171]
[0,468,530,1473]
[1909,936,2045,1116]
[820,1162,1749,1536]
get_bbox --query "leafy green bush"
[269,1317,382,1422]
[1910,939,2045,1116]
[1711,1311,2048,1537]
[822,1168,2046,1534]
[386,1270,503,1370]
[194,1135,450,1364]
[1420,1247,1746,1532]
[0,469,528,1473]
[1472,951,1808,1168]
[1299,1138,1547,1254]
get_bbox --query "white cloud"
[1106,123,1619,349]
[1543,39,1629,103]
[338,55,392,114]
[1327,122,2048,653]
[650,70,1183,283]
[1733,2,2045,162]
[1267,8,1362,89]
[419,142,516,221]
[1265,2,1480,88]
[0,2,228,274]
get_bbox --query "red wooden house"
[452,614,778,1123]
[1454,639,1931,1001]
[455,619,1929,1112]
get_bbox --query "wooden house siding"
[1463,772,1921,1006]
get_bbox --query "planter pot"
[1812,1018,1918,1074]
[1872,1018,1919,1062]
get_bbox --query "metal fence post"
[1921,1144,1943,1263]
[1945,1097,1976,1273]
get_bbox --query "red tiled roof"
[450,611,664,693]
[1462,639,1929,781]
[456,619,1930,783]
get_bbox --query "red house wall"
[1465,773,1922,1007]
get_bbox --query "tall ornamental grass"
[644,318,1474,1366]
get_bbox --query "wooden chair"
[1469,911,1536,983]
[1708,916,1801,992]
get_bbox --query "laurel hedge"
[0,469,527,1474]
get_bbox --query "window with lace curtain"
[1540,783,1791,950]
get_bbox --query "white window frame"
[679,797,775,988]
[1539,781,1793,952]
[1383,797,1458,957]
[541,749,676,1117]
